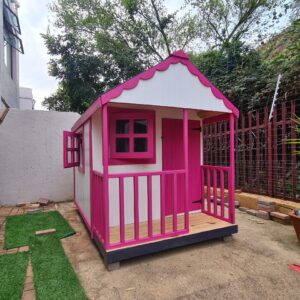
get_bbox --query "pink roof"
[72,50,239,131]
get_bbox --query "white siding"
[111,63,231,113]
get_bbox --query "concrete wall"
[0,109,80,205]
[19,87,35,110]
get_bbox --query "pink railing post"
[200,119,204,211]
[147,175,153,237]
[119,177,125,243]
[160,174,166,234]
[133,176,139,240]
[213,169,217,216]
[220,169,225,218]
[102,104,110,247]
[183,109,189,231]
[173,173,178,231]
[229,114,235,224]
[207,168,211,214]
[200,166,204,210]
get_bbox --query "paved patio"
[0,202,300,299]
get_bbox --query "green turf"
[30,235,87,300]
[0,252,29,300]
[4,211,75,249]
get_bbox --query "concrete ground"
[58,202,300,300]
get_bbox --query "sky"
[18,1,290,111]
[19,1,57,110]
[18,0,183,110]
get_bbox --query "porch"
[90,166,237,267]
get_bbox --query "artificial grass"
[0,252,29,300]
[30,235,87,300]
[4,211,75,249]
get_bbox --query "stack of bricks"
[270,212,291,225]
[256,200,276,220]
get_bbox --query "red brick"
[270,212,290,220]
[23,282,34,292]
[0,207,13,217]
[257,204,275,212]
[22,289,35,300]
[19,246,29,252]
[257,210,270,220]
[246,209,257,216]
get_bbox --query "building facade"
[0,0,23,109]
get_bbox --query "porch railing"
[92,165,235,250]
[91,171,105,245]
[92,169,189,250]
[200,165,235,223]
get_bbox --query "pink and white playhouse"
[63,50,239,269]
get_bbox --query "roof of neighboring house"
[72,50,239,132]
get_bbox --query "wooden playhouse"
[63,50,239,269]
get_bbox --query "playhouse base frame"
[94,224,238,269]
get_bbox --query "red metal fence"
[203,100,300,202]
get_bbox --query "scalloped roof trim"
[72,50,239,132]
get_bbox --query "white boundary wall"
[0,109,80,205]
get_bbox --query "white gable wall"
[111,63,231,113]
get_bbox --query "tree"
[190,41,272,112]
[190,18,300,113]
[191,0,293,49]
[43,0,196,112]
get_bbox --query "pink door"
[162,118,201,215]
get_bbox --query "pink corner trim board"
[71,50,239,132]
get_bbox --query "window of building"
[3,41,13,78]
[63,131,81,168]
[109,110,155,161]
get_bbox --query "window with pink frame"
[63,128,84,171]
[109,110,155,160]
[63,131,80,168]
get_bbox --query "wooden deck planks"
[109,212,232,247]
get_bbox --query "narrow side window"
[63,131,80,168]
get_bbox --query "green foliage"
[191,0,293,48]
[190,19,300,113]
[261,19,300,74]
[190,41,272,112]
[0,253,29,300]
[43,0,296,113]
[285,115,300,155]
[43,0,196,113]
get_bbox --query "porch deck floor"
[109,212,232,248]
